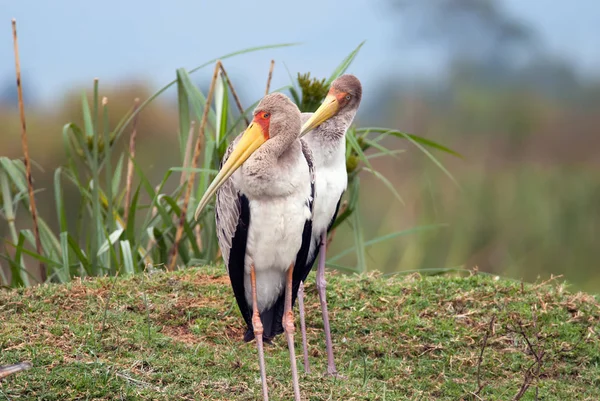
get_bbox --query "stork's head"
[300,74,362,136]
[252,92,302,140]
[194,93,301,219]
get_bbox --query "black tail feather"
[243,292,285,343]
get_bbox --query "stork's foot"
[283,310,295,334]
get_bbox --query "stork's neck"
[309,108,356,144]
[240,133,303,197]
[304,108,356,164]
[264,131,299,160]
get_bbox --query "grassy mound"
[1,267,599,400]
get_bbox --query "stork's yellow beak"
[194,122,267,219]
[300,93,340,136]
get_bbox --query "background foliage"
[1,0,599,291]
[0,44,456,288]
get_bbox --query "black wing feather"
[227,194,252,333]
[214,136,255,339]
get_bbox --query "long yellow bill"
[299,93,340,136]
[194,122,267,220]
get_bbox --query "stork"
[194,92,314,401]
[296,74,363,376]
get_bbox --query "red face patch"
[331,87,350,107]
[253,111,271,140]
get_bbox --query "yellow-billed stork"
[296,74,363,376]
[194,92,315,401]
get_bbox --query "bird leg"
[283,263,302,401]
[297,282,311,373]
[250,263,269,401]
[316,232,338,376]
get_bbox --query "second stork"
[297,74,363,376]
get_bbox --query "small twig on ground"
[0,362,32,379]
[532,274,563,291]
[12,19,45,282]
[468,392,484,401]
[115,371,163,392]
[516,319,542,365]
[513,359,538,401]
[218,64,249,126]
[124,98,141,223]
[475,315,496,394]
[531,311,541,401]
[509,315,545,401]
[265,60,275,96]
[169,62,222,271]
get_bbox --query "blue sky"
[1,0,599,104]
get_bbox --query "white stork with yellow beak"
[296,74,363,376]
[194,92,315,401]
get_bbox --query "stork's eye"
[345,95,351,101]
[263,112,271,119]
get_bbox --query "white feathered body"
[229,140,312,312]
[302,116,348,262]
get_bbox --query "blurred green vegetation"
[340,80,600,292]
[1,0,600,291]
[2,45,458,288]
[2,58,600,291]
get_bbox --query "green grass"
[1,267,599,400]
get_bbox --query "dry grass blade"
[145,185,160,256]
[194,224,202,252]
[115,371,163,392]
[218,64,249,126]
[180,120,196,186]
[124,98,140,223]
[168,61,222,271]
[265,59,275,95]
[11,19,45,282]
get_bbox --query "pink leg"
[297,282,311,373]
[250,264,269,401]
[283,264,302,401]
[316,232,338,376]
